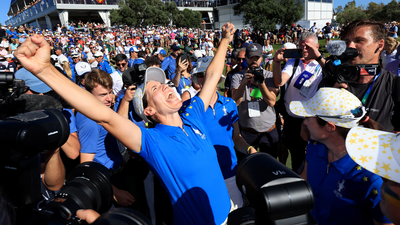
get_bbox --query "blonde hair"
[62,62,73,79]
[385,37,399,53]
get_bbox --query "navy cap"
[171,44,180,51]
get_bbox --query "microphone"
[326,40,347,56]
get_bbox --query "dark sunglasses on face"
[237,57,245,61]
[117,63,126,67]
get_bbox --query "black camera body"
[248,67,264,85]
[0,71,26,104]
[122,63,147,86]
[324,47,380,83]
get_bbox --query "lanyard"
[305,63,321,82]
[361,72,381,105]
[182,75,191,88]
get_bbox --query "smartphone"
[181,52,188,62]
[283,49,303,58]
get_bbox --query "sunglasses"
[117,63,126,67]
[237,57,245,61]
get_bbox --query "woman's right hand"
[14,34,52,76]
[177,57,188,73]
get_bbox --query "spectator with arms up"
[15,23,236,225]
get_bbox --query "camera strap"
[361,71,381,105]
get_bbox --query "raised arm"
[199,23,234,110]
[15,35,143,153]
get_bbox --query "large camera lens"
[336,65,359,83]
[92,207,152,225]
[36,162,113,224]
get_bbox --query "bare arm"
[42,148,65,191]
[15,35,143,153]
[272,46,290,87]
[300,161,307,181]
[258,81,278,106]
[232,122,257,154]
[199,23,234,110]
[61,132,80,160]
[231,73,252,105]
[116,86,136,119]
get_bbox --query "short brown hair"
[84,69,113,93]
[341,19,386,43]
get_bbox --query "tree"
[175,9,202,28]
[110,0,178,26]
[335,1,367,25]
[233,0,303,32]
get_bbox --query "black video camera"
[248,67,264,85]
[122,63,147,86]
[0,71,26,104]
[324,41,380,83]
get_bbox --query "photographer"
[272,31,325,174]
[231,43,279,158]
[327,20,395,131]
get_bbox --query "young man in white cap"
[290,87,392,225]
[15,23,235,225]
[4,54,16,72]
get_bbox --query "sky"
[0,0,396,26]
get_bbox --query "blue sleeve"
[76,113,99,154]
[161,57,169,72]
[113,93,125,112]
[368,177,392,223]
[62,108,77,133]
[106,62,113,74]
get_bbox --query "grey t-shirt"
[231,68,278,132]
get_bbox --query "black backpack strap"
[277,59,300,117]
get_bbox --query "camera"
[230,153,316,225]
[324,40,380,83]
[248,67,264,85]
[0,71,26,104]
[122,63,147,86]
[31,162,113,225]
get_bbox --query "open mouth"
[166,92,176,102]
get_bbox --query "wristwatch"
[315,54,323,62]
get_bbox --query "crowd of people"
[2,18,400,225]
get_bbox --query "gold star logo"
[388,156,393,160]
[381,142,390,149]
[356,165,362,170]
[363,144,369,149]
[381,163,392,173]
[351,156,356,161]
[186,113,189,116]
[396,169,400,173]
[383,174,391,180]
[348,138,356,145]
[358,138,365,143]
[383,150,387,154]
[359,155,368,164]
[372,189,378,195]
[372,135,378,138]
[373,168,380,174]
[372,141,378,145]
[351,133,359,138]
[363,176,368,182]
[313,141,317,145]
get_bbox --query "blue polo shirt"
[131,58,144,68]
[138,96,230,225]
[70,62,76,82]
[76,112,123,170]
[198,92,239,179]
[306,141,391,225]
[62,108,77,134]
[128,58,135,68]
[98,60,113,74]
[161,55,176,80]
[171,74,191,95]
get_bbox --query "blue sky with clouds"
[0,0,395,25]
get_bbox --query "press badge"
[299,80,312,98]
[248,101,261,117]
[293,71,313,89]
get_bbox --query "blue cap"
[15,68,52,93]
[130,46,139,53]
